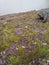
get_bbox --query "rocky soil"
[0,9,49,65]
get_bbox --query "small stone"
[22,46,25,48]
[22,35,25,36]
[16,47,18,50]
[0,52,2,55]
[3,51,6,54]
[0,54,2,58]
[15,28,23,35]
[42,59,46,62]
[4,22,7,25]
[34,42,37,45]
[0,59,3,65]
[33,60,35,63]
[42,43,47,46]
[48,50,49,52]
[25,26,28,28]
[47,60,49,63]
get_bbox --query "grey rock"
[37,9,49,23]
[0,59,3,65]
[0,58,6,65]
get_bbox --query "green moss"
[38,46,49,59]
[0,42,10,52]
[3,25,15,34]
[0,31,10,52]
[36,39,42,46]
[28,42,31,46]
[10,34,20,43]
[44,37,49,44]
[9,45,49,65]
[23,52,34,65]
[10,56,21,65]
[42,28,49,44]
[32,30,38,35]
[18,46,25,56]
[43,28,49,35]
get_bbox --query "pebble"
[0,59,3,65]
[25,26,28,28]
[48,50,49,52]
[42,43,47,46]
[47,60,49,63]
[3,51,6,54]
[16,47,18,50]
[4,22,7,25]
[42,59,46,62]
[22,46,26,48]
[34,42,37,45]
